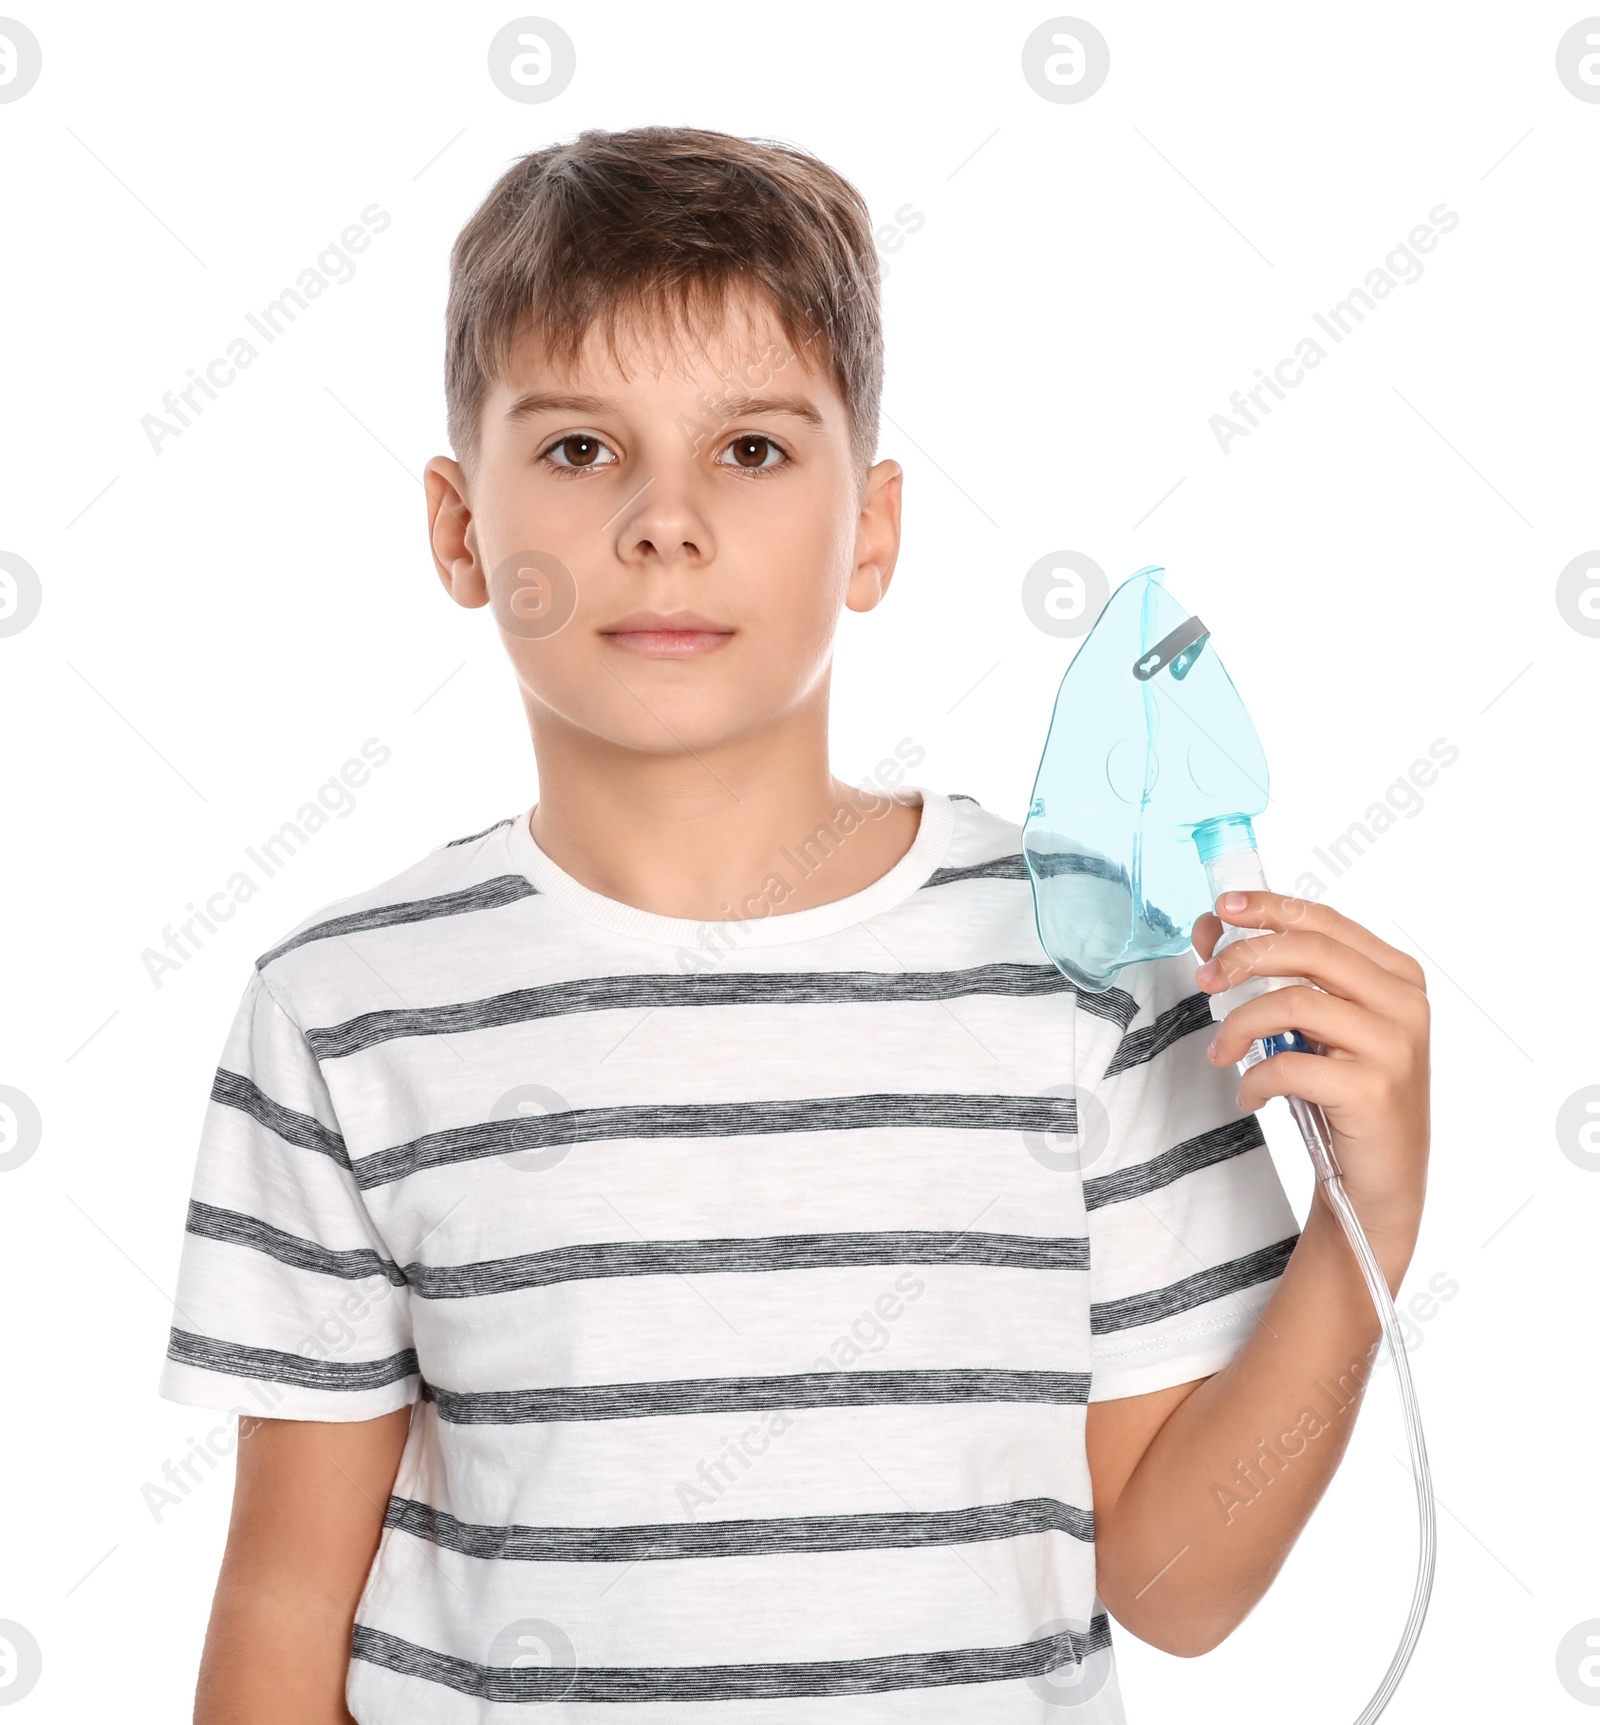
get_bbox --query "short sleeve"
[158,968,419,1422]
[1078,951,1302,1402]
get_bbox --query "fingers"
[1232,1044,1428,1130]
[1208,891,1426,993]
[1197,923,1423,1027]
[1206,983,1380,1066]
[1232,1049,1368,1116]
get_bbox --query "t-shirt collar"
[502,786,956,948]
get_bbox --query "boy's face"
[424,288,902,763]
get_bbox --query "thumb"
[1191,911,1223,963]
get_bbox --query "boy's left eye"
[716,434,787,471]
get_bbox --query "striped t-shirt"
[159,786,1300,1723]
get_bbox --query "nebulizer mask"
[1023,567,1434,1723]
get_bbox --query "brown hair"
[444,126,883,478]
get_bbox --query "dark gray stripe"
[210,1069,350,1170]
[1090,1235,1299,1336]
[1083,1117,1267,1212]
[307,963,1080,1060]
[1024,851,1186,942]
[166,1328,418,1391]
[1105,989,1211,1076]
[922,853,1029,888]
[1024,847,1127,885]
[421,1367,1092,1426]
[186,1199,405,1286]
[350,1615,1112,1702]
[257,875,537,969]
[354,1092,1080,1191]
[406,1228,1088,1299]
[384,1493,1094,1561]
[1071,981,1141,1032]
[445,816,516,847]
[1025,858,1182,937]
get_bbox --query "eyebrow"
[503,389,825,430]
[717,393,826,429]
[503,391,612,425]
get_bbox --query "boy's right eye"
[541,433,618,471]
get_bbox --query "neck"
[521,684,923,921]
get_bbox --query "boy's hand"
[1192,891,1430,1258]
[1095,892,1432,1652]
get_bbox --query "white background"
[2,1,1597,1719]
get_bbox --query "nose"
[614,470,714,569]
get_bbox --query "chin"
[536,689,754,757]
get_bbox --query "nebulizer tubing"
[1196,812,1436,1724]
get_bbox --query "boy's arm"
[1086,890,1429,1656]
[195,1408,411,1724]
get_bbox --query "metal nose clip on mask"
[1022,566,1435,1724]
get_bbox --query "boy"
[159,127,1430,1722]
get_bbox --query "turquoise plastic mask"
[1022,565,1269,991]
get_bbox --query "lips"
[599,611,735,658]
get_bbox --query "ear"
[424,456,489,609]
[844,458,903,614]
